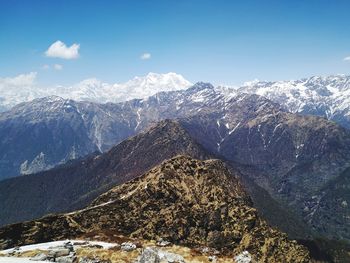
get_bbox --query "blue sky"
[1,0,350,86]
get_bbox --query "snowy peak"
[238,74,350,128]
[59,72,192,103]
[0,72,192,111]
[118,72,192,101]
[242,74,350,96]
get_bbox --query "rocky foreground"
[0,156,311,262]
[0,238,256,263]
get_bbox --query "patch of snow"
[0,257,49,263]
[229,122,241,135]
[1,240,118,254]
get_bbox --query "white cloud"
[140,53,151,60]
[54,64,63,70]
[344,56,350,61]
[0,72,37,87]
[42,64,50,70]
[45,40,80,59]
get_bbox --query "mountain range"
[0,82,233,179]
[240,74,350,129]
[1,74,350,262]
[0,72,191,111]
[1,84,350,244]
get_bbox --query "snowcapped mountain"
[0,83,228,179]
[239,74,350,128]
[0,72,191,111]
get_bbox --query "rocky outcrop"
[0,156,310,262]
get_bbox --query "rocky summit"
[0,156,310,262]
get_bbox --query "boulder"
[48,248,70,258]
[138,247,161,263]
[79,257,111,263]
[121,242,136,251]
[56,253,77,263]
[156,238,171,247]
[157,249,185,263]
[234,251,252,263]
[64,241,74,252]
[29,253,48,261]
[208,255,217,262]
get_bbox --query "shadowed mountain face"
[0,83,228,180]
[0,120,211,227]
[179,94,350,240]
[0,156,311,263]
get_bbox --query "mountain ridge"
[0,155,311,263]
[0,119,212,227]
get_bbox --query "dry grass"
[76,247,140,262]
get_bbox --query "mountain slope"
[178,93,350,240]
[0,120,211,226]
[0,82,233,179]
[0,156,311,263]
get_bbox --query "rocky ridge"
[0,156,311,262]
[0,120,211,227]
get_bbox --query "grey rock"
[137,248,160,263]
[234,251,252,263]
[158,249,185,263]
[64,241,74,252]
[56,253,77,263]
[137,247,185,263]
[121,242,136,251]
[29,253,48,261]
[79,257,111,263]
[48,248,70,258]
[156,238,171,247]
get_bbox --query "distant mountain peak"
[0,72,192,111]
[188,82,214,92]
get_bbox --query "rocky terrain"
[0,120,211,227]
[0,156,311,262]
[178,93,350,241]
